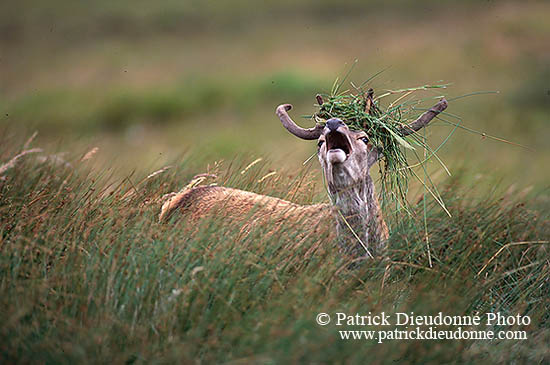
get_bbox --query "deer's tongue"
[327,149,347,164]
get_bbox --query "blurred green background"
[1,0,549,192]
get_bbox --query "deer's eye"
[360,137,369,144]
[317,140,324,148]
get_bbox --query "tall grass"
[0,138,549,363]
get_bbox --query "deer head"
[276,97,448,257]
[275,98,448,194]
[316,118,380,193]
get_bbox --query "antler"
[399,98,448,136]
[276,104,324,140]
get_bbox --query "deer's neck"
[329,175,386,257]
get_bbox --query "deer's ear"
[375,146,383,160]
[367,144,382,167]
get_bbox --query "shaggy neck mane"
[327,170,386,258]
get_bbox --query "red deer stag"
[160,97,448,258]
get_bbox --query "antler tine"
[316,94,324,105]
[276,104,324,140]
[399,98,448,136]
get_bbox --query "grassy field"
[0,140,548,363]
[1,0,549,363]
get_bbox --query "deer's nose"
[326,118,344,132]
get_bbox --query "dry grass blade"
[258,171,276,183]
[145,166,173,181]
[0,148,43,176]
[241,158,262,175]
[477,240,550,276]
[23,131,38,149]
[80,147,99,162]
[337,210,374,259]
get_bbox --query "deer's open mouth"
[326,131,351,155]
[325,130,351,164]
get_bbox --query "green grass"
[1,138,548,363]
[315,78,451,209]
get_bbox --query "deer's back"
[159,186,332,229]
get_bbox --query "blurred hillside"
[1,0,549,191]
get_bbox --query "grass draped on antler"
[313,81,449,211]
